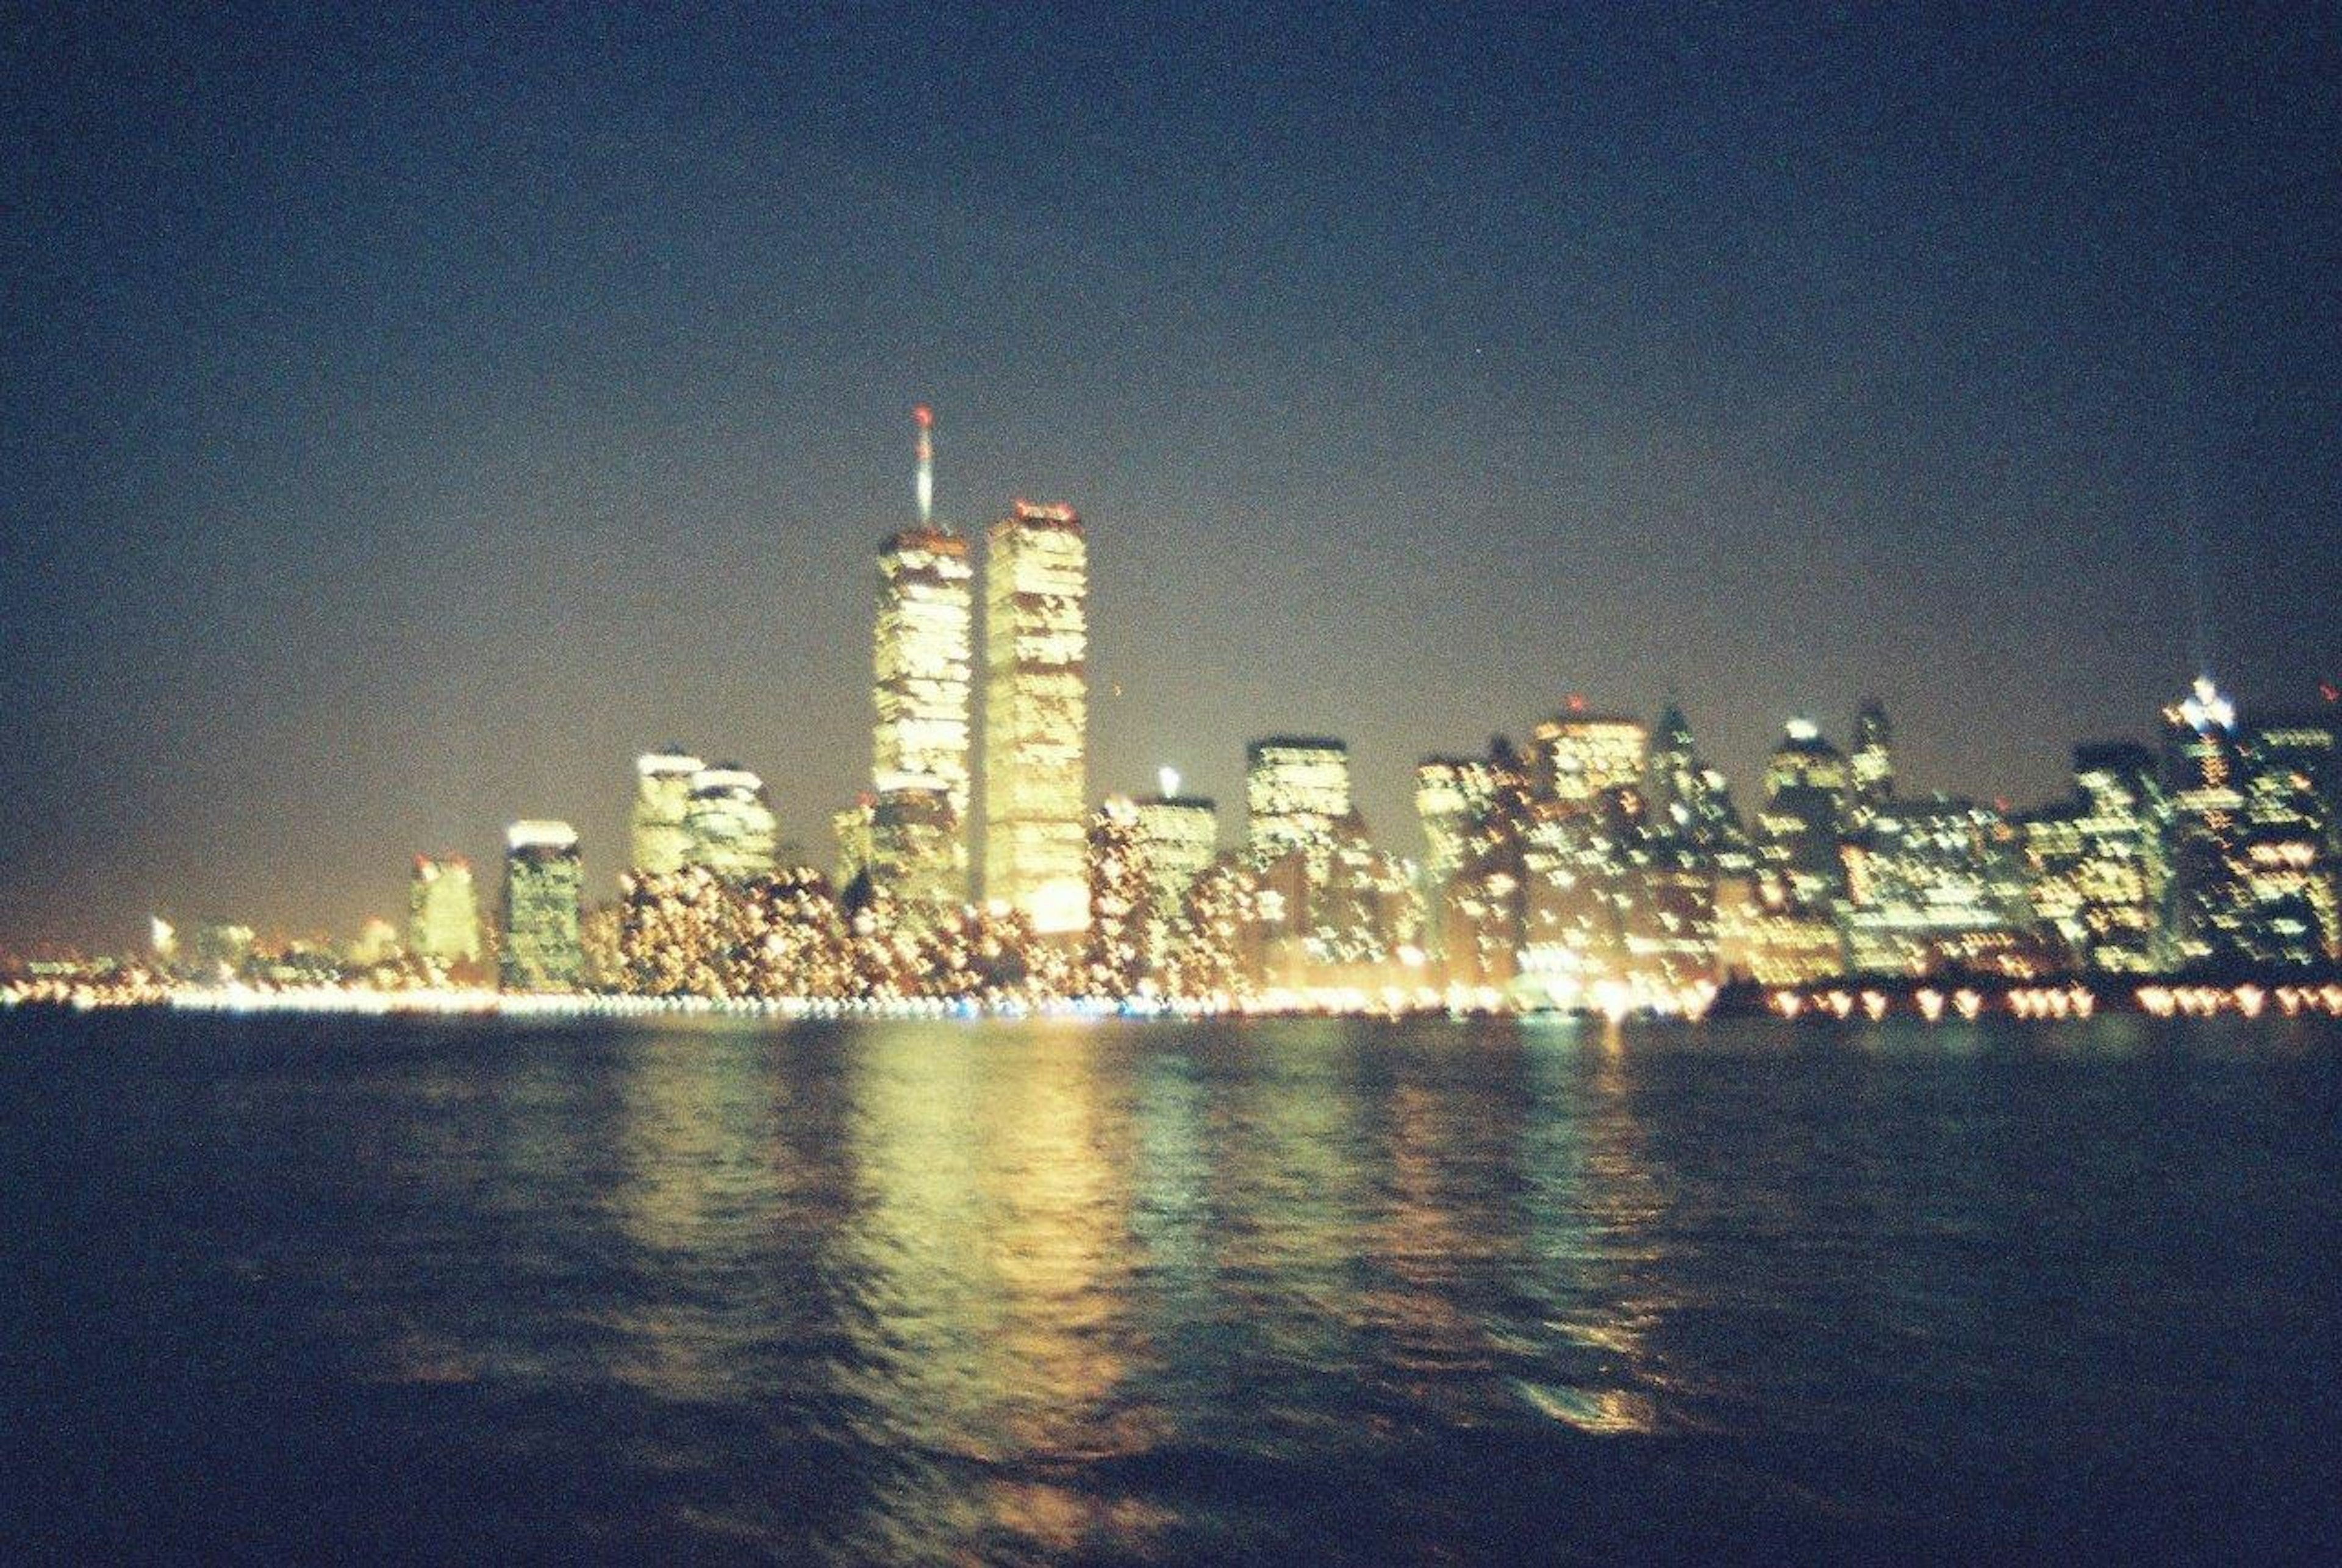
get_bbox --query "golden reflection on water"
[562,1020,1692,1547]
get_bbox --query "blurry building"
[501,821,584,991]
[983,501,1089,934]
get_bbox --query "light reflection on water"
[4,1011,2339,1563]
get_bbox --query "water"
[3,1012,2337,1564]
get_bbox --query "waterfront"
[4,1013,2338,1563]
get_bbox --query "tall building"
[629,746,703,875]
[1530,708,1647,808]
[1752,718,1851,911]
[1642,703,1750,871]
[983,501,1089,934]
[2021,743,2170,973]
[2160,675,2248,964]
[501,821,584,991]
[870,781,962,910]
[2237,716,2340,964]
[684,764,779,880]
[1849,700,1895,829]
[1839,795,2044,976]
[1086,797,1149,996]
[1134,785,1219,973]
[407,855,482,968]
[1246,737,1352,855]
[873,520,973,898]
[1416,754,1505,897]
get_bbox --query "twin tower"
[861,412,1089,934]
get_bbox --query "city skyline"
[5,6,2339,948]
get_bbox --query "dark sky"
[4,2,2338,950]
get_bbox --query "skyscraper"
[407,855,482,968]
[2238,715,2340,964]
[1134,785,1219,973]
[1245,737,1352,854]
[1849,700,1895,829]
[1753,718,1851,911]
[983,501,1089,935]
[1085,797,1149,995]
[684,764,779,880]
[2021,742,2169,972]
[1642,703,1750,871]
[1530,707,1647,808]
[501,821,584,991]
[629,746,703,876]
[873,515,973,898]
[2160,675,2247,964]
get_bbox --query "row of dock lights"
[2135,984,2342,1018]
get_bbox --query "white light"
[506,820,578,851]
[1785,718,1820,742]
[1159,766,1181,799]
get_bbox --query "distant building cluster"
[96,413,2342,1014]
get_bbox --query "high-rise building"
[1086,797,1149,995]
[1849,700,1895,829]
[1839,795,2044,976]
[1134,786,1219,972]
[873,523,973,897]
[1246,737,1352,855]
[983,501,1089,935]
[1530,709,1647,807]
[2160,675,2248,964]
[684,764,779,881]
[629,746,703,876]
[1642,703,1751,872]
[2238,717,2340,964]
[870,781,962,911]
[1753,718,1851,911]
[501,821,584,991]
[1416,754,1503,897]
[407,855,482,967]
[2021,742,2170,973]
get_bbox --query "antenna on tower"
[914,404,935,529]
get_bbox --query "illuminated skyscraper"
[684,764,778,880]
[983,501,1089,934]
[501,821,584,991]
[407,855,482,967]
[1642,703,1750,871]
[1530,707,1647,807]
[1246,737,1352,854]
[1753,718,1850,911]
[1839,795,2044,976]
[874,522,973,896]
[629,746,703,876]
[1085,797,1149,995]
[2238,716,2340,964]
[1416,754,1503,897]
[1849,700,1895,829]
[1134,783,1219,973]
[2160,675,2247,964]
[2022,742,2169,973]
[870,781,961,910]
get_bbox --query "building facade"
[629,746,703,876]
[1245,737,1352,856]
[873,526,974,899]
[684,764,779,881]
[407,855,482,968]
[983,501,1089,935]
[501,821,584,991]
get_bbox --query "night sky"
[4,3,2338,950]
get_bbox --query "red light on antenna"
[2322,682,2338,704]
[1567,693,1586,713]
[914,405,933,428]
